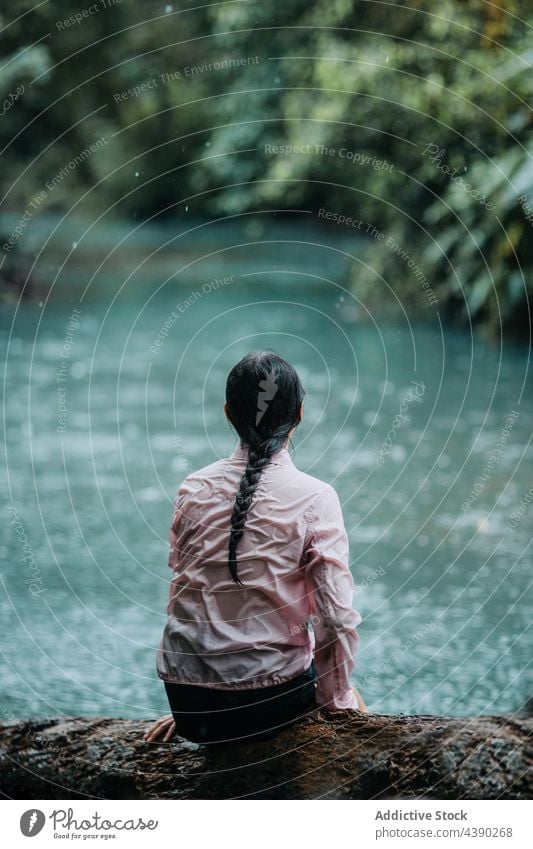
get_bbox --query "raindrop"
[134,171,140,177]
[72,241,78,249]
[165,4,173,12]
[70,361,86,379]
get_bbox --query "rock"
[1,711,531,800]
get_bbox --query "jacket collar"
[230,442,295,467]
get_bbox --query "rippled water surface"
[1,257,532,719]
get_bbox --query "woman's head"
[225,350,305,584]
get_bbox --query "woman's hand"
[352,684,368,713]
[143,714,177,742]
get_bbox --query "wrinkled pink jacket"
[156,443,362,709]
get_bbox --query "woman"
[145,350,366,745]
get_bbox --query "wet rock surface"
[1,711,531,800]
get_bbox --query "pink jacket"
[156,443,362,709]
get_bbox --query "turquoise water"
[1,233,532,720]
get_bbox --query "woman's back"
[156,441,361,705]
[148,348,363,749]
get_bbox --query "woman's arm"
[302,485,363,711]
[147,488,187,741]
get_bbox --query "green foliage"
[0,0,531,334]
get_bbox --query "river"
[1,218,531,719]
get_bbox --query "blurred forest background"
[1,0,532,337]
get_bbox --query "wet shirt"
[156,443,362,709]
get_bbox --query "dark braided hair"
[225,351,305,585]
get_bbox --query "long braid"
[228,440,278,584]
[225,351,305,585]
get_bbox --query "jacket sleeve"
[168,486,187,572]
[302,485,362,710]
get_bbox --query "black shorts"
[164,661,318,744]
